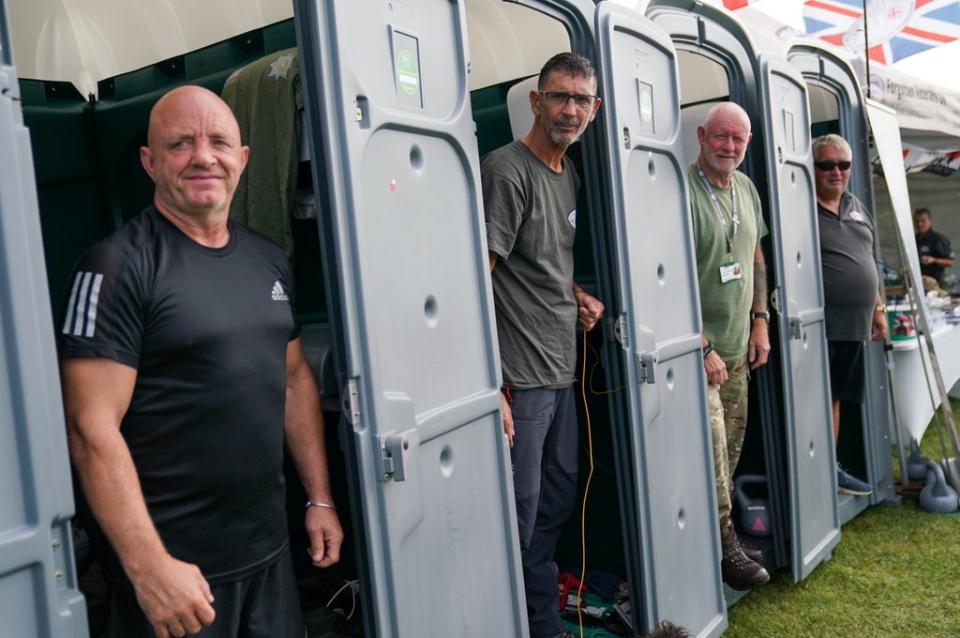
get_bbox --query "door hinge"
[342,379,360,426]
[770,288,782,315]
[379,429,418,482]
[638,351,658,384]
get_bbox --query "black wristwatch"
[750,310,770,322]
[702,341,715,360]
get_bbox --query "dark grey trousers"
[508,385,579,638]
[106,549,305,638]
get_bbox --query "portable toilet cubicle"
[0,0,726,634]
[462,1,727,634]
[787,43,897,521]
[0,5,89,635]
[291,0,537,634]
[3,0,890,634]
[646,0,841,584]
[5,2,530,637]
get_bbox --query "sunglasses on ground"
[814,160,852,171]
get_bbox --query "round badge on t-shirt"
[849,210,865,222]
[568,209,577,228]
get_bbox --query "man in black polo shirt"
[915,207,954,283]
[60,86,342,638]
[813,133,888,497]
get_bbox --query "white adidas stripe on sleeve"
[61,272,83,335]
[62,271,104,337]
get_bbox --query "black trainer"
[837,466,873,496]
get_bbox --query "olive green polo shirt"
[688,163,768,365]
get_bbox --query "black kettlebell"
[735,474,772,538]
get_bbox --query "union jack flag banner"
[802,0,960,64]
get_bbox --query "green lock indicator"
[396,48,420,97]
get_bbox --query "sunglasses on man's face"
[814,160,852,171]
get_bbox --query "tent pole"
[863,0,872,98]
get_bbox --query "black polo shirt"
[817,192,880,341]
[917,228,953,281]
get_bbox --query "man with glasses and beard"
[481,52,605,638]
[813,133,887,498]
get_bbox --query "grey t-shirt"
[482,140,580,389]
[818,191,880,341]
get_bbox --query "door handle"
[638,350,658,384]
[787,308,825,340]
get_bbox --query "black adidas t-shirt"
[60,206,298,585]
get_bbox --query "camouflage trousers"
[708,358,749,532]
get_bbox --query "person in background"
[914,207,954,283]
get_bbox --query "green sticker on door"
[392,29,423,107]
[396,48,419,96]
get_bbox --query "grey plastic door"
[788,45,895,506]
[595,5,725,636]
[758,55,841,581]
[293,1,526,636]
[0,6,89,636]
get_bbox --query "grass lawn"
[725,403,960,638]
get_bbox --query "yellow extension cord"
[576,332,595,638]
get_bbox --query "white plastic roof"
[7,0,571,98]
[8,0,959,142]
[465,0,569,91]
[9,0,294,98]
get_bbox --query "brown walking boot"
[739,538,764,563]
[721,526,770,590]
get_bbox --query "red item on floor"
[557,571,588,610]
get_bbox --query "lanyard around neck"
[697,162,739,254]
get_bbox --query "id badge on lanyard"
[719,259,743,284]
[697,163,742,285]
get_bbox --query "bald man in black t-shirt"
[60,86,342,638]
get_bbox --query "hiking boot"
[721,527,770,590]
[739,538,764,563]
[837,466,873,496]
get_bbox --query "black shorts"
[106,549,304,638]
[828,340,865,404]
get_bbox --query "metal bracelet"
[305,501,337,511]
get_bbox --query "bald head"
[147,85,240,147]
[703,102,751,133]
[696,101,752,185]
[140,85,248,223]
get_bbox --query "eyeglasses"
[814,160,851,171]
[538,90,599,111]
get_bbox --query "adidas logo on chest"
[271,280,289,302]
